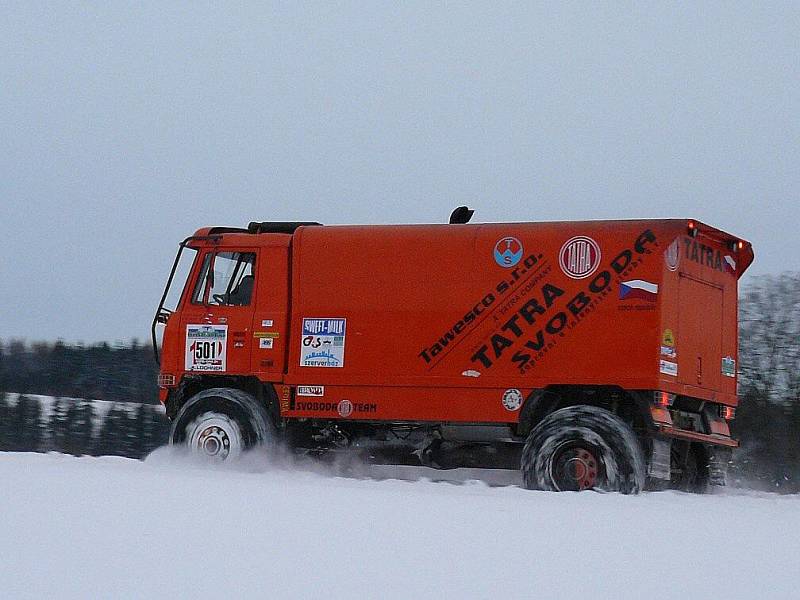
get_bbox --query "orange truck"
[152,209,753,493]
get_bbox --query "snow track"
[1,451,797,599]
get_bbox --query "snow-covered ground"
[1,451,798,600]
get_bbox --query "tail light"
[653,391,676,407]
[158,373,177,387]
[688,221,698,237]
[728,239,745,252]
[719,405,736,420]
[650,391,675,425]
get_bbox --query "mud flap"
[708,447,732,487]
[648,437,671,480]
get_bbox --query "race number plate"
[185,324,227,372]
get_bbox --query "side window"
[191,252,257,306]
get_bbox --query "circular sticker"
[502,388,523,412]
[559,236,601,279]
[493,237,524,268]
[664,238,680,272]
[337,399,353,418]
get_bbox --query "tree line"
[0,339,158,403]
[0,273,798,491]
[0,394,167,458]
[732,272,800,492]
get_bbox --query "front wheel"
[185,411,245,460]
[521,405,646,494]
[170,387,275,461]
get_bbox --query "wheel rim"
[550,443,601,491]
[186,412,243,461]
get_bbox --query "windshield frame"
[152,235,217,365]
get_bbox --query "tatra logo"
[337,399,353,417]
[664,238,680,271]
[494,237,524,268]
[559,236,601,279]
[682,238,736,275]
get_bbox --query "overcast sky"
[1,3,798,343]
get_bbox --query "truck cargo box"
[283,219,752,423]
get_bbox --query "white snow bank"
[0,451,797,600]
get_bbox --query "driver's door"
[180,249,258,375]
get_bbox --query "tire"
[521,405,646,494]
[170,387,275,461]
[670,443,710,494]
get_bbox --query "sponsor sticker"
[261,319,274,327]
[292,399,377,414]
[502,388,523,411]
[280,386,291,412]
[468,228,658,374]
[660,360,678,376]
[493,237,524,268]
[660,345,676,358]
[723,255,736,274]
[300,318,346,367]
[722,356,736,377]
[664,238,680,271]
[662,329,675,347]
[461,369,481,378]
[337,399,353,417]
[559,236,601,279]
[185,325,227,372]
[297,385,324,397]
[295,401,337,411]
[259,338,273,349]
[619,280,658,302]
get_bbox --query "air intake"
[449,206,474,224]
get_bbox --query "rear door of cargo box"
[678,273,723,391]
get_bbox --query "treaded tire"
[521,405,646,494]
[170,387,275,459]
[671,443,710,494]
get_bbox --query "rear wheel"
[170,387,275,461]
[670,443,710,493]
[522,405,646,494]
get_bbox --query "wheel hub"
[198,426,230,458]
[552,446,599,491]
[186,413,244,461]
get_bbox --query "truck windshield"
[152,244,199,364]
[163,247,199,312]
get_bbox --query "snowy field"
[1,451,798,600]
